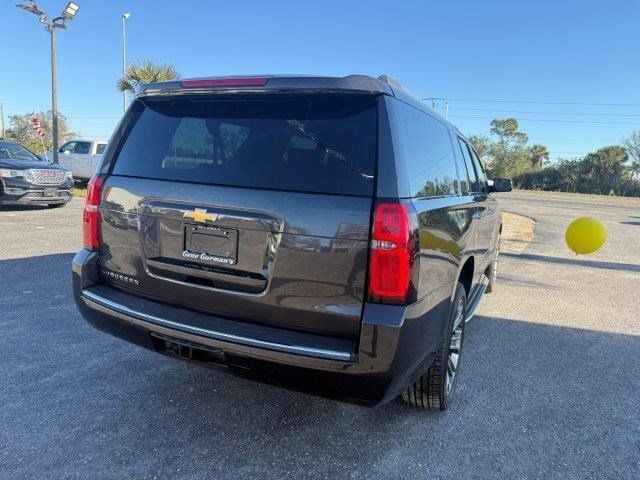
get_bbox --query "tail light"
[82,176,104,251]
[367,202,414,304]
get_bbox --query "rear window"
[96,143,107,155]
[74,142,92,154]
[111,94,378,196]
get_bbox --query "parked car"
[72,75,511,410]
[0,139,73,208]
[52,139,107,181]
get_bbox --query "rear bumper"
[73,249,450,406]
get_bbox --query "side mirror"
[489,178,512,193]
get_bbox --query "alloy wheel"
[445,297,465,395]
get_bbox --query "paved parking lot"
[1,191,639,480]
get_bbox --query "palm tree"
[529,144,549,168]
[117,60,181,95]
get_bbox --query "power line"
[449,115,640,125]
[548,151,591,155]
[5,96,639,109]
[58,115,122,118]
[443,98,640,107]
[0,102,121,109]
[527,137,621,141]
[450,107,640,117]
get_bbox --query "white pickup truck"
[52,139,108,180]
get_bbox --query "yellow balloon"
[565,217,607,255]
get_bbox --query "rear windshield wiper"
[286,120,374,180]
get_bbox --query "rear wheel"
[401,282,466,411]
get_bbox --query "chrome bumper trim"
[81,289,353,361]
[2,188,73,196]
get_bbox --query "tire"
[47,203,67,208]
[485,236,500,293]
[401,282,467,411]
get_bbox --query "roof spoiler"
[377,75,405,91]
[135,75,394,98]
[132,73,448,125]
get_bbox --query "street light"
[16,1,80,164]
[62,2,79,20]
[121,13,131,114]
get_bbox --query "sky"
[1,0,640,161]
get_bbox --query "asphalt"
[1,191,639,480]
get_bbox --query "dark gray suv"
[72,75,510,410]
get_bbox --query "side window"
[457,138,479,193]
[452,135,469,195]
[397,101,459,198]
[96,143,107,155]
[468,147,487,192]
[60,142,75,153]
[74,142,92,155]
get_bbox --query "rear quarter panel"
[412,196,476,301]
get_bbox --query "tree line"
[467,119,640,196]
[3,111,75,156]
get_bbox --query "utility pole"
[0,103,5,138]
[423,97,449,119]
[16,1,80,164]
[50,25,59,161]
[122,13,131,114]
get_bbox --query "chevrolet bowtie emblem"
[183,208,218,223]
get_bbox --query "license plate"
[43,188,57,197]
[184,225,238,265]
